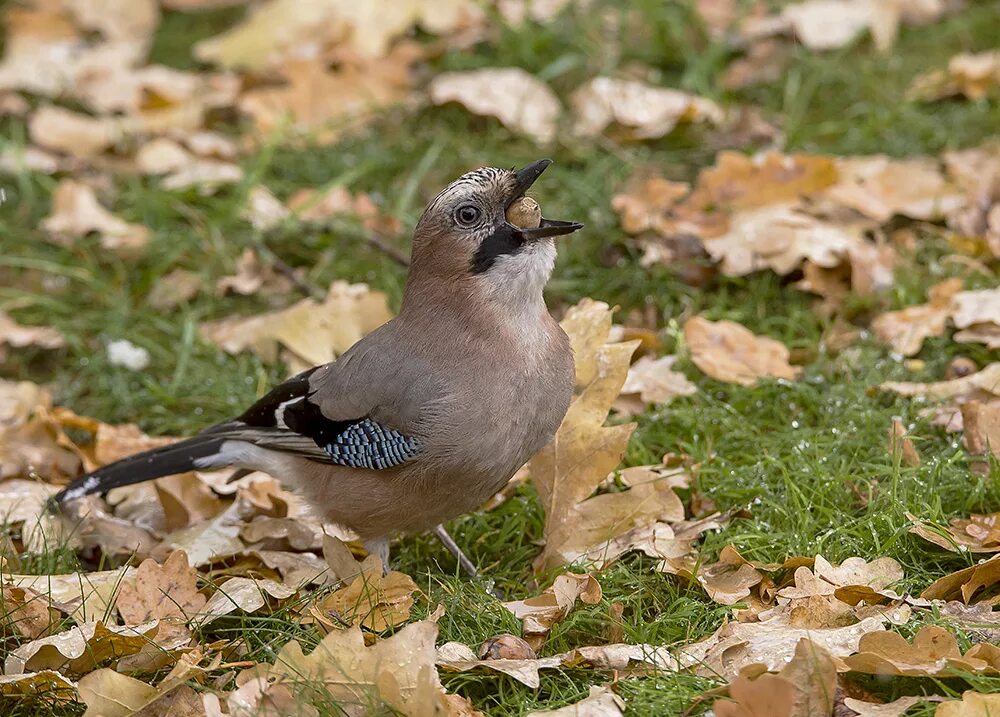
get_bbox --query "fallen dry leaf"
[677,612,887,681]
[909,50,1000,102]
[525,686,625,717]
[238,49,419,145]
[936,691,1000,717]
[0,380,83,482]
[313,563,419,632]
[909,511,1000,554]
[200,280,391,369]
[921,555,1000,604]
[845,696,945,717]
[271,619,467,716]
[502,573,601,648]
[699,203,862,277]
[40,179,150,254]
[530,300,693,572]
[116,550,206,627]
[686,151,838,211]
[684,316,801,386]
[0,670,77,700]
[8,567,136,624]
[615,355,697,415]
[827,155,965,223]
[194,577,295,627]
[0,312,65,359]
[195,0,482,67]
[844,624,1000,677]
[147,269,204,309]
[712,638,838,717]
[243,185,291,231]
[571,77,723,139]
[2,584,60,639]
[287,183,401,235]
[437,640,677,689]
[870,278,964,356]
[879,362,1000,401]
[429,68,560,144]
[216,248,294,297]
[4,619,159,676]
[28,106,123,159]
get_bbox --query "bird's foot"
[434,524,478,578]
[363,537,391,576]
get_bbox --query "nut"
[505,196,541,229]
[478,634,536,661]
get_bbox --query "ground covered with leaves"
[3,1,1000,716]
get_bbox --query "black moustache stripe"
[470,223,524,274]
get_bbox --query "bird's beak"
[509,159,584,239]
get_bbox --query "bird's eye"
[455,204,482,227]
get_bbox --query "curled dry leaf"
[908,511,1000,554]
[305,534,419,631]
[0,312,65,357]
[287,184,401,235]
[314,565,419,632]
[28,106,122,159]
[194,0,483,68]
[921,555,1000,604]
[712,638,837,717]
[200,280,391,369]
[615,355,697,416]
[525,686,625,717]
[0,380,82,482]
[2,584,61,639]
[827,155,965,223]
[677,612,888,681]
[243,185,291,232]
[700,203,862,277]
[844,696,944,717]
[879,362,1000,402]
[502,573,601,648]
[684,316,801,386]
[193,577,295,627]
[40,180,150,254]
[571,77,723,139]
[437,640,678,689]
[238,49,418,145]
[429,68,560,144]
[8,567,136,625]
[530,300,693,572]
[937,691,1000,717]
[909,51,1000,102]
[0,670,77,701]
[216,248,294,297]
[270,620,471,716]
[4,619,159,676]
[844,624,1000,677]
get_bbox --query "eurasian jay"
[53,159,582,573]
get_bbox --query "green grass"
[3,1,1000,715]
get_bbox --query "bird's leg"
[363,537,391,576]
[434,524,479,579]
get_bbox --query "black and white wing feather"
[233,367,421,469]
[53,367,421,504]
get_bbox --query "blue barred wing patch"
[324,418,420,469]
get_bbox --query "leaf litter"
[3,1,1000,714]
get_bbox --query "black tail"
[52,433,228,505]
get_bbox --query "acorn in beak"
[506,159,584,239]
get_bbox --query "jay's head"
[410,159,582,306]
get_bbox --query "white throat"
[477,240,556,318]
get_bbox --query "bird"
[53,159,582,575]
